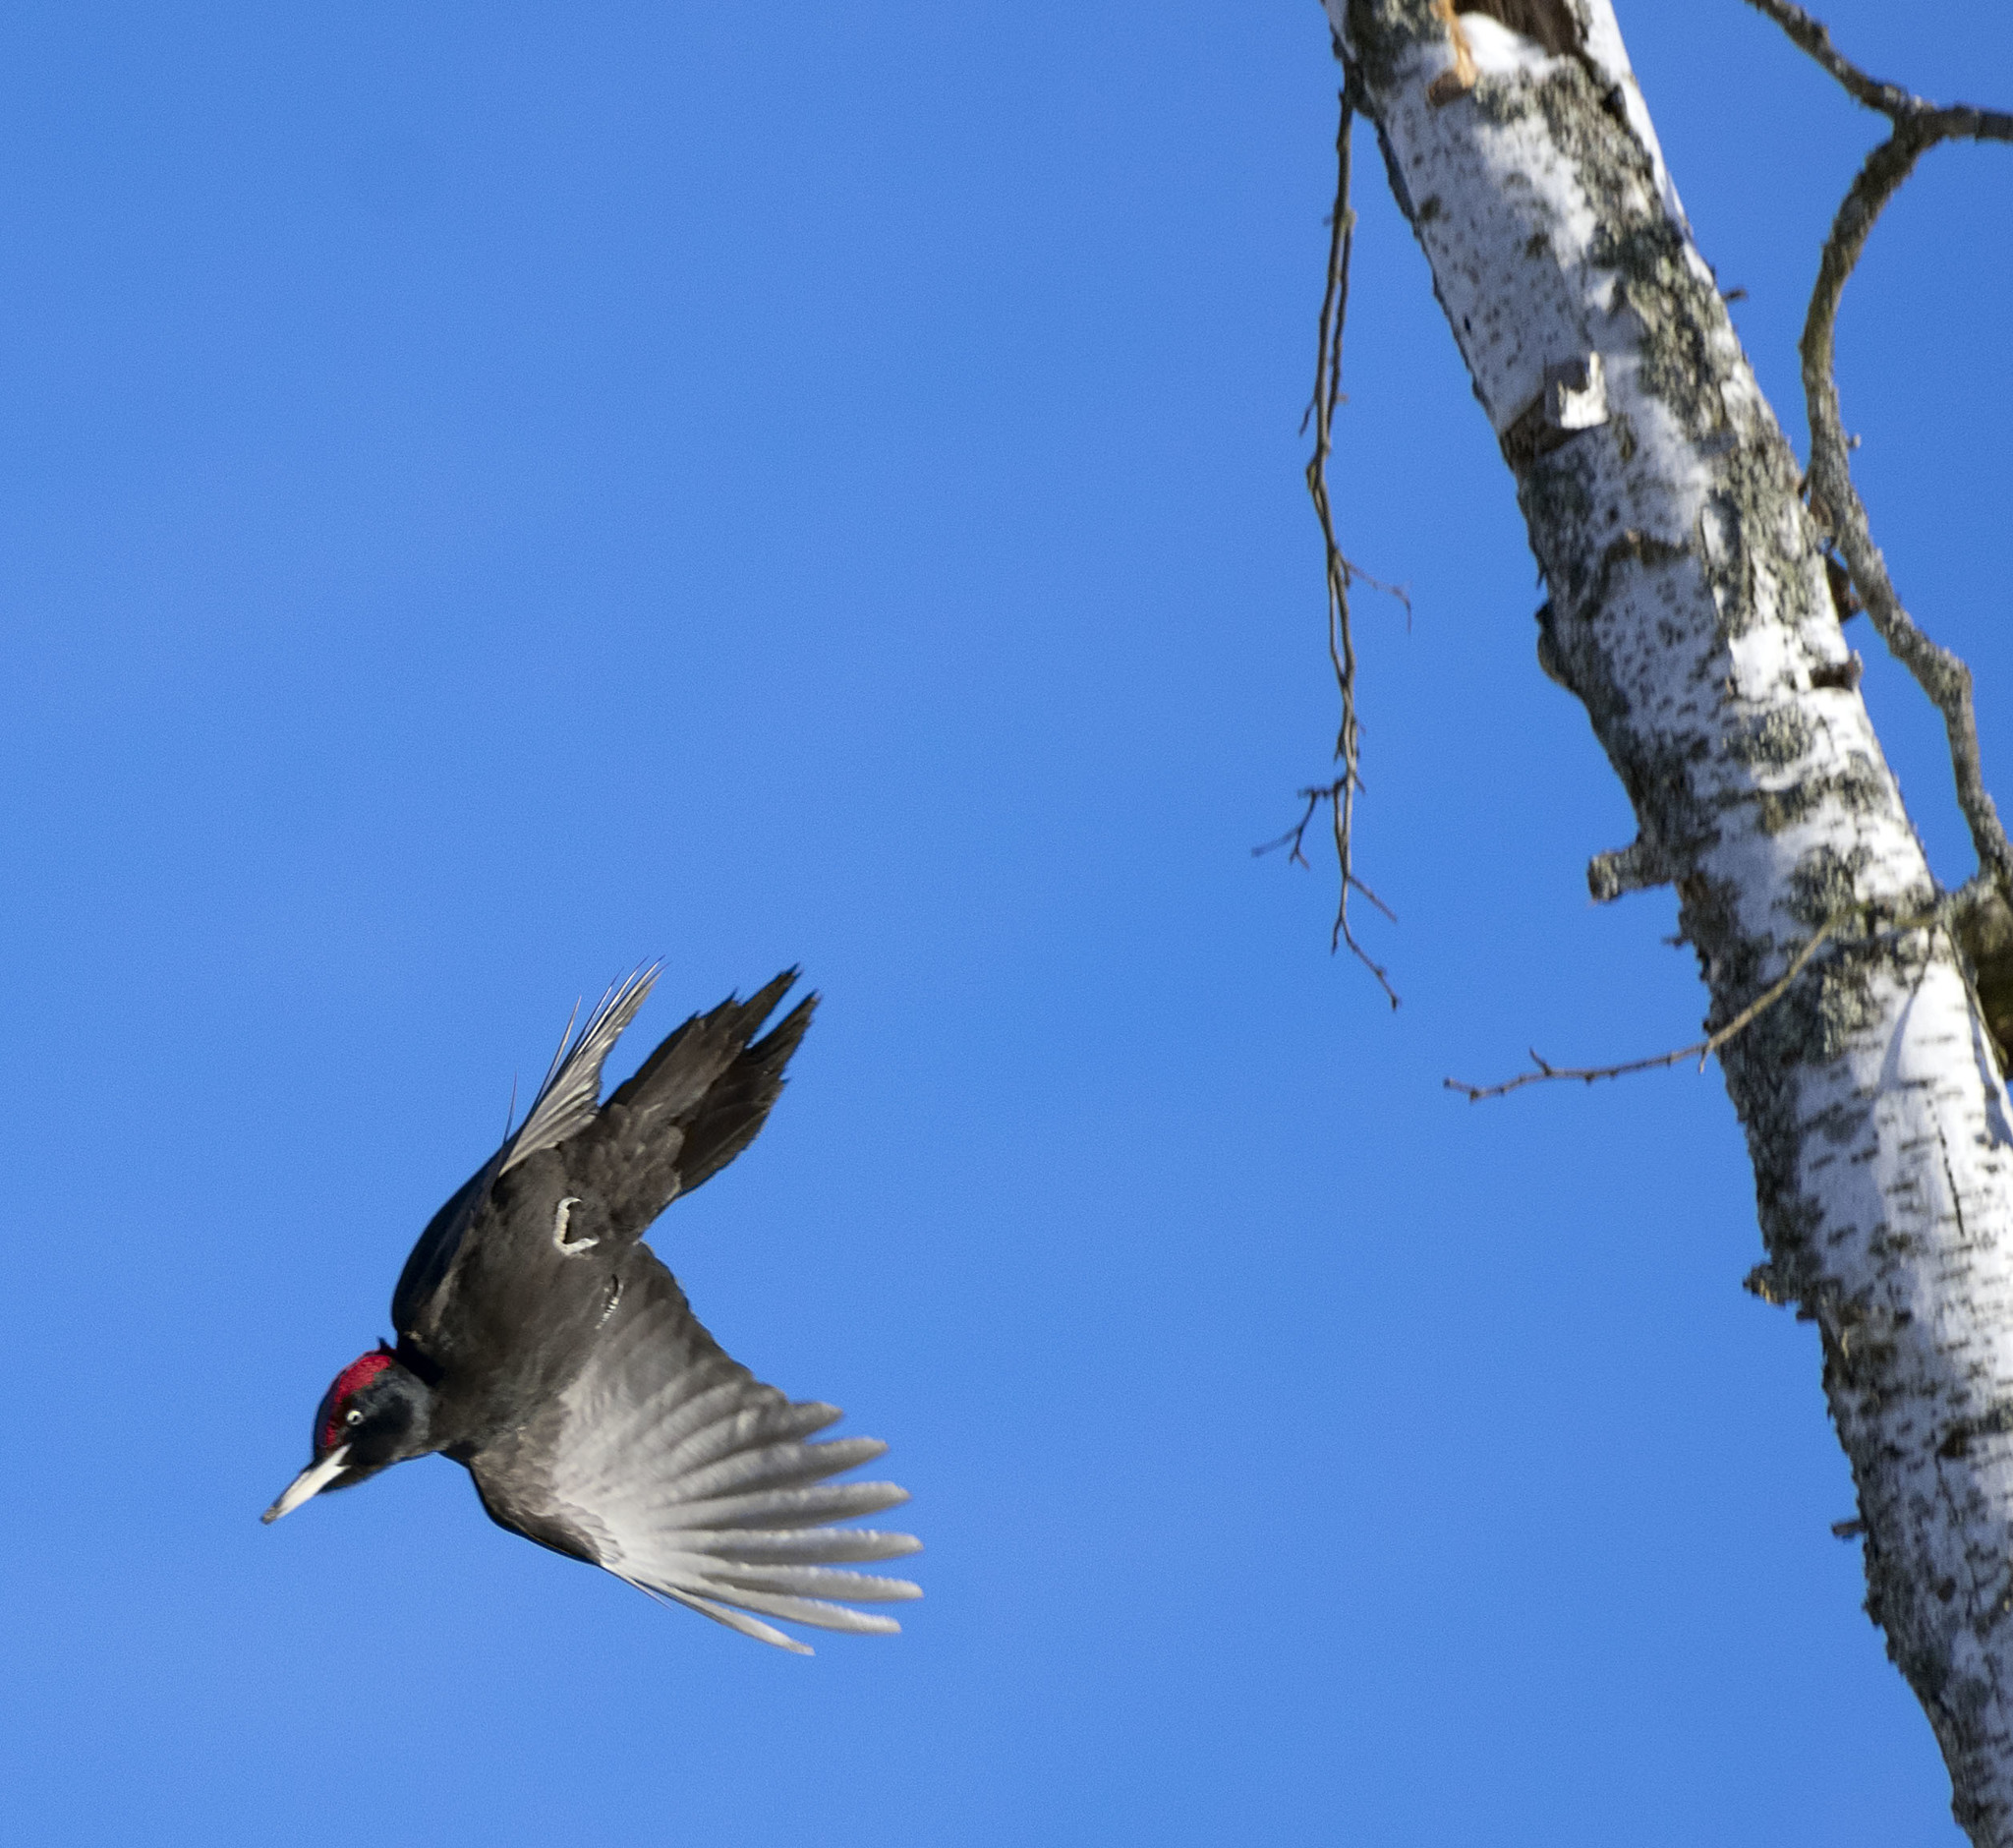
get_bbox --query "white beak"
[261,1445,352,1525]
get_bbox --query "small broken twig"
[1445,912,1844,1102]
[1743,0,2013,896]
[1255,783,1400,917]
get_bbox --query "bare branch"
[1444,912,1846,1102]
[1743,0,2013,895]
[1254,779,1401,1005]
[1307,91,1376,990]
[1254,784,1331,869]
[1287,83,1406,1008]
[1739,0,1920,116]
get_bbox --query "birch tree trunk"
[1324,3,2013,1837]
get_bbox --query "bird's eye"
[345,1408,365,1426]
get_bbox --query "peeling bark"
[1326,2,2013,1837]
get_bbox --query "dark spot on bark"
[1725,706,1815,770]
[1472,77,1537,127]
[1956,889,2013,1073]
[1341,0,1442,98]
[1938,1402,2013,1462]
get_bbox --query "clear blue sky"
[1,2,2007,1843]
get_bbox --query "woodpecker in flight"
[263,968,919,1653]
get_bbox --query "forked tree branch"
[1743,0,2013,895]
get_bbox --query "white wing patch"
[503,966,661,1174]
[533,1260,920,1654]
[551,1196,598,1255]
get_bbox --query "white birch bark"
[1324,3,2013,1837]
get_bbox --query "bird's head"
[262,1344,434,1524]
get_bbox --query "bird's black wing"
[389,1154,504,1344]
[391,968,660,1336]
[573,969,815,1240]
[466,1244,919,1653]
[394,970,810,1340]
